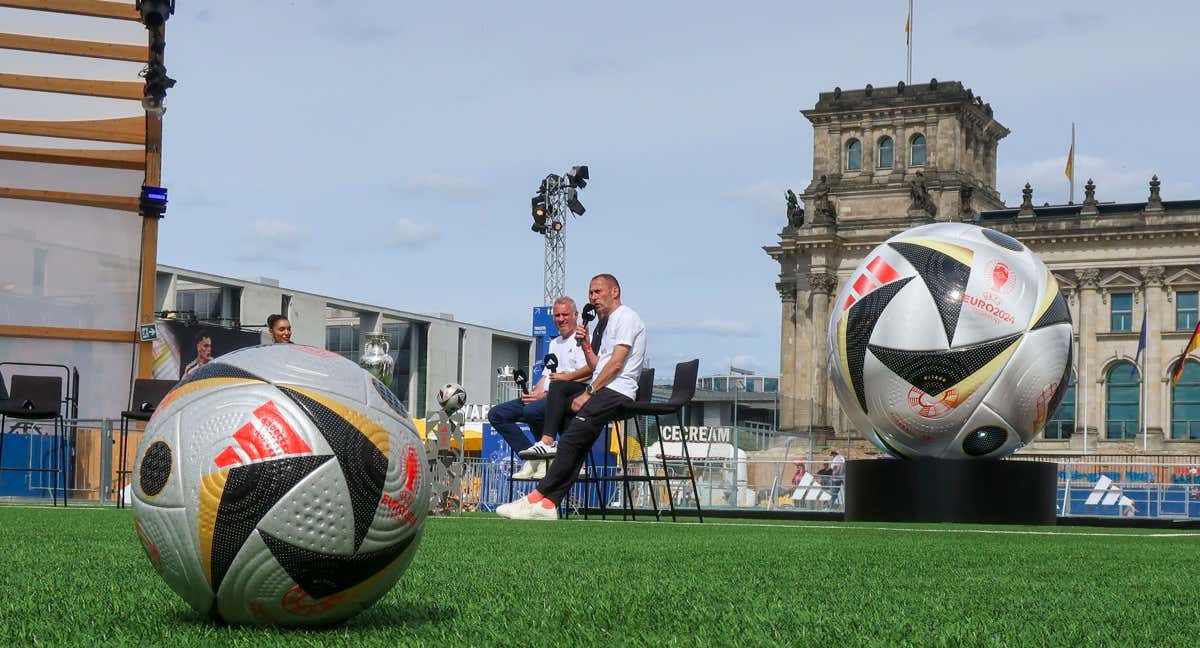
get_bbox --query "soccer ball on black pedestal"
[828,223,1073,459]
[131,344,429,626]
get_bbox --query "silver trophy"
[358,334,395,386]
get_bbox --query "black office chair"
[0,375,68,506]
[117,379,177,507]
[615,359,702,522]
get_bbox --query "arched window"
[910,134,927,166]
[846,139,862,171]
[877,136,894,169]
[1106,362,1140,439]
[1044,371,1076,439]
[1171,359,1200,439]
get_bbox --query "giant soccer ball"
[828,223,1072,459]
[131,344,429,626]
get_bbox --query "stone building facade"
[765,80,1200,454]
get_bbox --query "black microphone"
[512,368,529,394]
[579,303,597,347]
[139,401,155,413]
[543,353,559,374]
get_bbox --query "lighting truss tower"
[531,165,587,306]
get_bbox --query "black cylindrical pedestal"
[844,458,1057,525]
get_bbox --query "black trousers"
[540,379,588,442]
[537,387,632,503]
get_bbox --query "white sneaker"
[496,500,515,516]
[512,461,539,479]
[518,441,557,460]
[499,497,557,521]
[530,460,547,480]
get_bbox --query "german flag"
[1173,320,1200,384]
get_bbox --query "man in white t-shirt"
[487,297,590,478]
[499,273,646,521]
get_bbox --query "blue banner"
[531,306,555,384]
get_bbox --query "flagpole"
[1069,123,1076,204]
[1081,346,1088,454]
[906,0,913,85]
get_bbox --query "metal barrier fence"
[3,421,1198,521]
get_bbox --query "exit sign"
[139,323,158,342]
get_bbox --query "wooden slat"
[136,108,161,379]
[0,32,147,62]
[0,115,145,144]
[0,144,142,169]
[0,325,137,343]
[0,72,142,100]
[0,186,139,211]
[0,0,141,21]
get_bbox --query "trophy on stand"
[427,383,467,515]
[358,334,395,386]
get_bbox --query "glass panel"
[1110,293,1133,331]
[877,137,894,168]
[765,378,779,392]
[0,199,140,330]
[1106,362,1140,439]
[1171,361,1200,440]
[1177,291,1198,331]
[713,377,727,392]
[846,140,862,171]
[0,338,133,420]
[910,135,926,166]
[1044,382,1075,439]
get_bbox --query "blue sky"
[65,1,1200,375]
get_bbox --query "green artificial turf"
[1,506,1197,646]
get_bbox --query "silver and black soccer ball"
[435,382,466,415]
[132,344,429,625]
[828,223,1073,459]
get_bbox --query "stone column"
[777,282,797,431]
[808,271,839,427]
[794,279,813,431]
[829,126,842,176]
[1075,268,1100,444]
[1140,265,1167,447]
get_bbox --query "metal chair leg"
[59,416,68,507]
[678,406,702,522]
[633,416,661,521]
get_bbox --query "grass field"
[1,506,1197,646]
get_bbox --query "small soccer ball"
[131,344,429,626]
[828,223,1072,459]
[436,383,466,414]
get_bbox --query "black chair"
[0,375,68,506]
[594,367,665,520]
[117,379,177,507]
[611,359,702,522]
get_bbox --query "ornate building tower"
[765,80,1010,436]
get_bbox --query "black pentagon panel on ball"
[372,378,408,419]
[869,332,1023,396]
[1031,290,1072,330]
[260,529,416,600]
[982,228,1024,252]
[175,361,266,389]
[845,277,915,413]
[888,241,971,346]
[207,455,333,594]
[278,387,388,551]
[139,440,173,497]
[962,426,1008,456]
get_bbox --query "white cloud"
[405,174,482,198]
[249,218,308,243]
[392,218,440,247]
[655,320,755,337]
[997,154,1197,206]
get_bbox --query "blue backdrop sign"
[531,306,555,384]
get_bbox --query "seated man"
[498,273,645,520]
[487,296,589,479]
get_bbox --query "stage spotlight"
[551,221,563,232]
[136,0,175,28]
[566,188,585,216]
[141,61,176,115]
[566,165,589,189]
[531,195,548,233]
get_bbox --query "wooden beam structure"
[0,72,143,100]
[0,0,141,21]
[0,32,147,62]
[0,115,145,144]
[0,144,142,169]
[0,186,139,211]
[0,325,136,343]
[136,105,163,379]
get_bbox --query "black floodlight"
[566,165,588,189]
[565,187,585,216]
[551,220,563,232]
[140,185,168,218]
[531,195,548,233]
[136,0,176,28]
[141,61,176,115]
